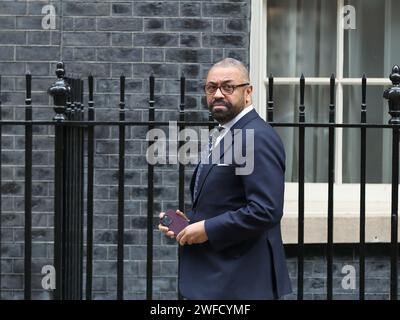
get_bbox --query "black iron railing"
[0,62,399,300]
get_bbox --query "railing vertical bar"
[86,75,94,300]
[77,79,82,298]
[24,73,32,300]
[146,74,155,300]
[0,75,2,299]
[75,78,81,298]
[359,75,367,300]
[64,87,72,299]
[391,127,399,300]
[54,121,64,300]
[327,74,335,300]
[70,79,76,299]
[267,74,274,123]
[79,79,85,299]
[63,77,70,299]
[117,75,126,300]
[74,81,79,298]
[71,80,77,299]
[177,73,185,300]
[383,65,400,301]
[72,81,78,298]
[69,80,76,299]
[74,78,83,299]
[297,74,305,300]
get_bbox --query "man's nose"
[213,87,225,99]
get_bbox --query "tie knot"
[217,126,225,132]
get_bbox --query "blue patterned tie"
[193,127,224,200]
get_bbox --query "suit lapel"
[190,163,199,202]
[192,109,259,206]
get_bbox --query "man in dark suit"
[159,58,292,300]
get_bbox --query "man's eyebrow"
[206,80,234,85]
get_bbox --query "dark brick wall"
[0,0,250,299]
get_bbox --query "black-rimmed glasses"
[204,83,249,95]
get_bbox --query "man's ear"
[245,85,253,104]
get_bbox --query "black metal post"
[178,72,185,212]
[267,74,274,123]
[24,73,32,300]
[383,65,400,300]
[49,63,85,299]
[64,83,72,299]
[359,75,367,300]
[65,85,72,299]
[117,74,125,300]
[178,73,185,300]
[297,74,305,300]
[390,128,399,301]
[48,64,68,298]
[54,122,64,300]
[0,75,2,299]
[327,74,335,300]
[86,74,94,300]
[146,74,155,300]
[79,79,85,299]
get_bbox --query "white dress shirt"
[214,104,254,148]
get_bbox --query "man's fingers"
[179,234,186,246]
[166,231,175,238]
[159,225,175,238]
[176,229,184,242]
[158,211,176,238]
[177,230,189,246]
[176,210,189,221]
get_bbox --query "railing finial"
[384,65,400,124]
[48,61,71,121]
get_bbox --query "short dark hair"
[210,58,250,83]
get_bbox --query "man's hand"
[176,220,208,246]
[158,210,189,239]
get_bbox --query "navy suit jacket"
[179,109,292,300]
